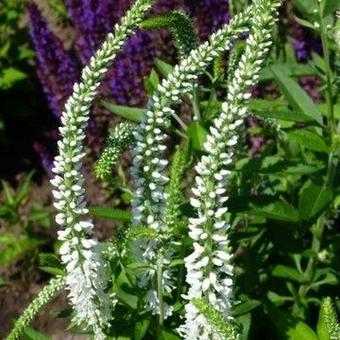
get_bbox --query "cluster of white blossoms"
[50,0,155,337]
[179,0,282,339]
[130,7,254,316]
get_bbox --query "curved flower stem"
[6,277,65,340]
[50,0,155,335]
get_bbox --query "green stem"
[192,87,201,121]
[157,254,164,329]
[318,5,335,140]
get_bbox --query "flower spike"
[50,0,155,336]
[179,0,282,338]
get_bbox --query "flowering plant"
[6,0,340,339]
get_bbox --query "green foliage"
[0,172,51,266]
[270,65,323,124]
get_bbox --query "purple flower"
[65,0,127,64]
[66,0,187,107]
[291,21,309,62]
[27,2,78,118]
[185,0,230,40]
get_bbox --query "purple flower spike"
[65,0,127,64]
[185,0,230,40]
[27,2,78,118]
[291,21,309,62]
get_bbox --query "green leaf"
[0,233,44,266]
[89,207,132,222]
[39,266,65,276]
[116,288,138,310]
[270,65,323,124]
[15,170,34,206]
[255,110,313,123]
[299,183,333,222]
[294,16,316,31]
[144,68,159,95]
[238,313,252,340]
[291,0,316,15]
[260,63,315,81]
[287,130,329,153]
[233,300,262,316]
[187,122,207,151]
[323,0,340,16]
[134,319,150,340]
[1,180,14,206]
[154,58,174,78]
[23,327,50,340]
[160,331,181,340]
[272,265,304,283]
[288,321,319,340]
[101,100,143,122]
[251,202,299,222]
[0,67,27,90]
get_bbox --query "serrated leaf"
[101,100,143,122]
[299,183,333,222]
[187,122,207,151]
[288,130,329,153]
[270,66,323,124]
[272,265,304,283]
[89,207,132,222]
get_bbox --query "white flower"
[50,0,155,335]
[181,0,281,337]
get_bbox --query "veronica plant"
[46,0,155,338]
[7,0,288,338]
